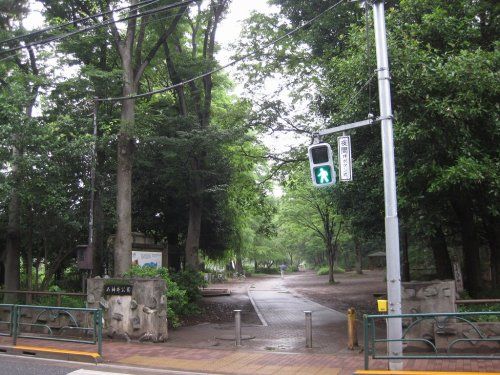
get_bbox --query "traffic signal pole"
[314,1,403,369]
[373,0,403,369]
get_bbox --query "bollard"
[234,309,242,346]
[347,307,358,350]
[304,311,312,348]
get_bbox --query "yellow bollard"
[347,308,358,350]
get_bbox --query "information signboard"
[132,251,162,269]
[338,135,353,181]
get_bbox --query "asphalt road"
[0,354,212,375]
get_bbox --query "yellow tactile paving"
[354,371,500,375]
[14,345,100,359]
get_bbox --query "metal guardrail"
[363,311,500,369]
[0,304,15,337]
[0,304,102,356]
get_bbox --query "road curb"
[246,286,268,327]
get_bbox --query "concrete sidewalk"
[3,336,499,374]
[247,277,349,353]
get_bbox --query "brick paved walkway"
[0,275,499,374]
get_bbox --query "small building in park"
[367,251,386,269]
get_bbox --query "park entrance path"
[247,276,349,353]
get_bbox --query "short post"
[97,309,103,356]
[304,311,312,348]
[347,307,358,349]
[12,305,18,346]
[234,309,242,346]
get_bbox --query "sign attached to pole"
[338,135,353,181]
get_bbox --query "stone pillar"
[401,280,456,349]
[87,278,167,342]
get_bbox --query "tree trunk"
[484,217,499,289]
[401,230,411,282]
[452,198,481,296]
[235,249,243,274]
[327,243,335,284]
[428,225,453,279]
[114,129,134,276]
[34,261,39,290]
[184,188,202,270]
[354,238,363,274]
[26,208,34,304]
[92,145,106,276]
[4,145,21,303]
[113,58,136,276]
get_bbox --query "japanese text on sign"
[338,136,353,181]
[104,284,133,295]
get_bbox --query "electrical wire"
[0,0,162,46]
[0,0,198,61]
[98,0,347,102]
[131,9,182,30]
[339,71,377,116]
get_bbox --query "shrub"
[316,265,345,276]
[255,267,280,275]
[34,285,85,308]
[171,268,207,305]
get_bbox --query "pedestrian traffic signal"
[308,143,336,187]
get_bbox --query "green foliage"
[316,265,345,276]
[255,267,280,275]
[30,286,85,308]
[170,268,207,305]
[458,304,500,322]
[34,295,85,308]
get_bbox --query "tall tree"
[282,167,343,283]
[105,0,189,275]
[161,0,230,269]
[0,2,42,299]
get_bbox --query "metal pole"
[86,99,99,281]
[372,1,403,370]
[234,309,242,346]
[12,305,18,346]
[364,316,370,370]
[304,311,312,348]
[97,309,103,356]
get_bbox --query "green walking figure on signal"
[318,168,330,183]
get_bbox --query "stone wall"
[401,280,456,349]
[402,280,456,314]
[87,278,167,342]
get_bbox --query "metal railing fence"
[0,304,102,356]
[364,311,500,369]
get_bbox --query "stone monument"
[87,277,167,342]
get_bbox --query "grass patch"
[316,265,345,276]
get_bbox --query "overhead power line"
[0,0,162,46]
[0,0,198,61]
[98,0,347,102]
